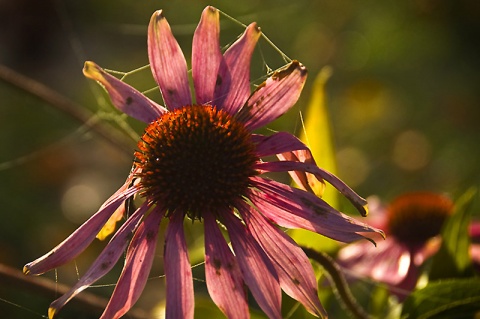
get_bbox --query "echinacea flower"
[24,7,383,319]
[337,191,480,299]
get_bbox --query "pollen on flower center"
[386,192,454,246]
[134,104,258,219]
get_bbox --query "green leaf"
[429,187,477,280]
[290,67,340,253]
[298,66,337,206]
[401,278,480,319]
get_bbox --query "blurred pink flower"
[337,192,480,299]
[24,6,382,319]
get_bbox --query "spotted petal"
[148,10,192,110]
[204,213,248,319]
[256,160,369,217]
[223,212,282,319]
[253,132,309,157]
[192,6,222,105]
[243,61,307,131]
[241,205,327,318]
[83,61,167,123]
[253,132,321,194]
[100,208,163,319]
[165,212,194,319]
[48,203,149,318]
[214,23,261,114]
[251,177,382,243]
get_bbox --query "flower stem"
[302,246,373,319]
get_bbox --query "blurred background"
[1,0,479,318]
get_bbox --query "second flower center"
[387,192,453,247]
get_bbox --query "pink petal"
[393,262,420,300]
[100,208,164,319]
[242,61,307,131]
[276,149,321,196]
[470,221,480,240]
[192,6,222,105]
[24,186,138,275]
[250,177,383,243]
[165,212,194,319]
[204,213,248,319]
[337,238,411,286]
[83,61,167,123]
[256,160,369,217]
[49,203,149,317]
[253,132,309,157]
[470,244,480,265]
[148,10,192,110]
[253,133,321,194]
[214,23,261,114]
[240,205,327,318]
[222,212,282,319]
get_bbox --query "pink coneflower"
[24,7,382,319]
[337,192,480,299]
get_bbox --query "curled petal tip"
[48,307,57,319]
[150,10,166,28]
[379,229,386,240]
[272,60,308,81]
[248,22,262,36]
[362,204,369,217]
[22,264,31,275]
[206,6,218,13]
[83,61,103,81]
[152,9,165,20]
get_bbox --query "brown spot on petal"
[272,60,307,81]
[146,230,156,242]
[100,261,111,270]
[213,258,222,275]
[215,75,222,87]
[300,197,327,216]
[126,97,133,105]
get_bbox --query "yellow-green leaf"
[298,66,337,207]
[291,67,339,253]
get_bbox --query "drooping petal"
[100,208,164,319]
[252,132,322,194]
[204,213,248,319]
[253,132,309,158]
[214,23,261,114]
[240,205,327,318]
[277,148,325,197]
[250,177,383,243]
[242,61,307,131]
[256,160,369,217]
[222,212,282,319]
[337,239,411,286]
[192,6,222,105]
[83,61,167,123]
[24,186,138,276]
[48,203,149,318]
[165,212,194,319]
[148,10,192,110]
